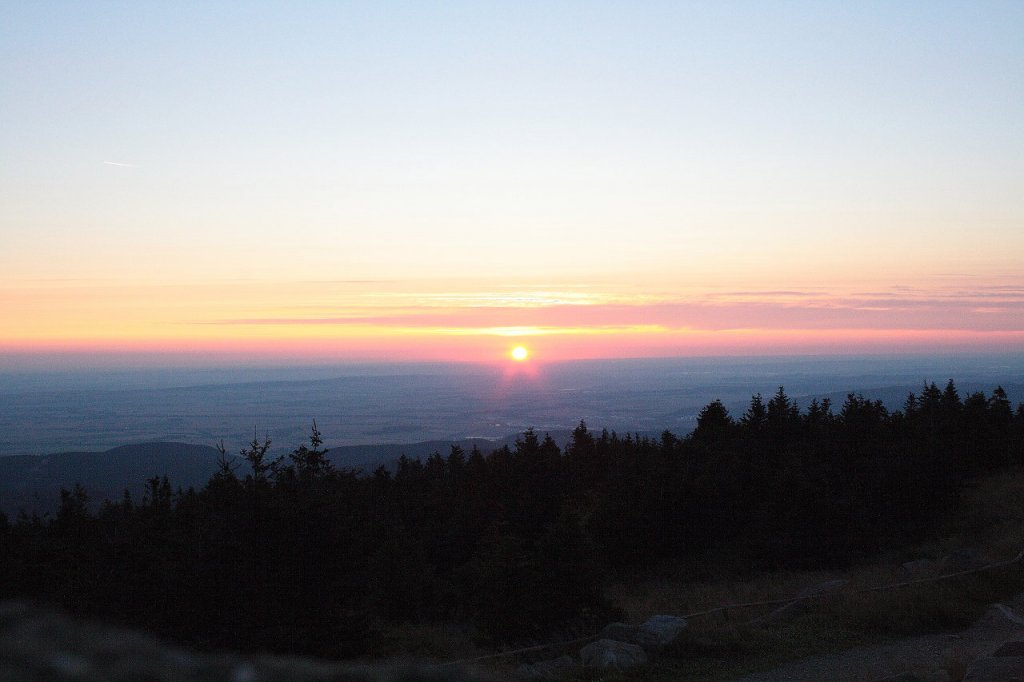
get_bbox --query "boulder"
[598,615,687,652]
[517,655,575,679]
[635,615,688,650]
[579,639,648,669]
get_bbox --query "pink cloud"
[205,285,1024,333]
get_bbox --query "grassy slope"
[561,465,1024,681]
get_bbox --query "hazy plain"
[1,354,1021,458]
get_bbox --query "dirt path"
[738,599,1024,681]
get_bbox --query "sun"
[511,345,529,361]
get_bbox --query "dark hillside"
[0,443,221,517]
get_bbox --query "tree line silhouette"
[1,381,1022,657]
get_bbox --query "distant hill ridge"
[0,435,578,517]
[0,442,222,518]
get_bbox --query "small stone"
[580,639,647,669]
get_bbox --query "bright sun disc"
[511,346,529,361]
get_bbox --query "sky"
[2,1,1023,366]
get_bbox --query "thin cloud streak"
[204,288,1024,334]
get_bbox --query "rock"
[757,579,848,624]
[635,615,687,650]
[963,655,1024,681]
[517,655,575,679]
[579,639,648,669]
[598,615,687,652]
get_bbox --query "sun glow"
[511,345,529,361]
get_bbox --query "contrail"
[103,161,138,168]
